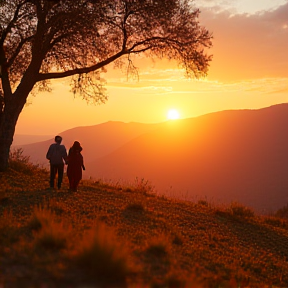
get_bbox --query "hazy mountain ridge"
[12,134,54,146]
[84,104,288,212]
[18,104,288,212]
[17,121,163,166]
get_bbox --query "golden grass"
[30,206,70,251]
[71,223,129,287]
[1,156,288,287]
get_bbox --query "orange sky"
[15,1,288,135]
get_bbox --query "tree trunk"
[0,101,23,172]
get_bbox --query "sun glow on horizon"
[167,109,180,120]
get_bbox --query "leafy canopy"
[0,0,212,103]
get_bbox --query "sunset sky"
[15,0,288,136]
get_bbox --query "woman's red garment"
[67,146,84,191]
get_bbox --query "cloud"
[105,3,288,84]
[107,67,288,97]
[196,0,288,15]
[198,3,288,81]
[264,1,288,24]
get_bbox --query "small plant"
[28,206,54,231]
[164,274,186,288]
[8,148,39,175]
[0,183,8,201]
[35,224,68,250]
[134,177,155,195]
[172,234,183,246]
[275,204,288,219]
[146,243,168,258]
[73,223,129,286]
[0,210,20,246]
[264,216,288,229]
[125,202,145,213]
[144,235,170,259]
[30,206,69,251]
[28,215,43,232]
[229,202,255,219]
[198,199,209,207]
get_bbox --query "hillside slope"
[12,134,54,146]
[1,164,288,287]
[86,104,288,212]
[18,121,162,166]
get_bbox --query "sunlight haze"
[167,109,180,120]
[197,0,287,14]
[3,2,288,286]
[15,1,288,135]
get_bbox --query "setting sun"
[167,109,180,120]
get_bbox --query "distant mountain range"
[15,121,162,165]
[17,104,288,212]
[12,134,54,146]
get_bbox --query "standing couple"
[46,136,85,192]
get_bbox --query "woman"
[67,141,85,192]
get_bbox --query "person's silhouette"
[67,141,85,192]
[46,135,67,189]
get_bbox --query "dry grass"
[275,204,288,220]
[71,223,129,287]
[1,156,288,287]
[30,206,70,251]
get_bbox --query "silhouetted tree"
[0,0,212,171]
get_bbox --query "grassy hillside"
[1,152,288,288]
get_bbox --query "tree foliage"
[0,0,212,171]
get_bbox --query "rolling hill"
[1,160,288,287]
[84,104,288,212]
[12,134,54,146]
[17,121,162,167]
[18,104,288,212]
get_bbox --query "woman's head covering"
[72,141,82,152]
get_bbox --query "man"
[46,135,67,189]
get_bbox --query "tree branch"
[37,50,127,81]
[7,35,34,68]
[121,4,134,51]
[0,46,12,97]
[0,0,28,47]
[128,36,170,51]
